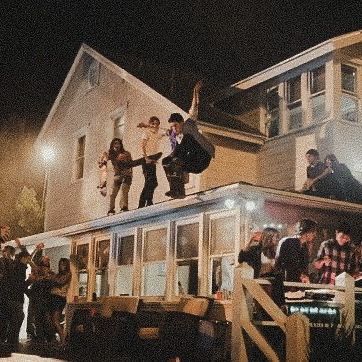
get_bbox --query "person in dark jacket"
[275,219,318,283]
[162,81,215,198]
[5,244,31,351]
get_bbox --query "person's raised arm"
[188,80,202,121]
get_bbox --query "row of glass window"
[266,63,359,138]
[74,213,237,299]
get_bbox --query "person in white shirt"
[138,116,164,208]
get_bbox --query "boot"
[165,175,185,199]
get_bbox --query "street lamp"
[40,145,56,213]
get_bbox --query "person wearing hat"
[275,219,318,283]
[162,81,215,198]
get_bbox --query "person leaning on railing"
[314,221,359,285]
[275,219,318,283]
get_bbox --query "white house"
[14,30,362,308]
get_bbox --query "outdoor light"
[224,199,235,209]
[245,200,256,212]
[41,144,56,164]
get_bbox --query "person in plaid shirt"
[314,221,358,285]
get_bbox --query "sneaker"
[107,209,115,216]
[120,207,129,212]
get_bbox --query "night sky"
[2,0,361,124]
[0,0,361,235]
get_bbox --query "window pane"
[114,118,125,139]
[288,103,303,130]
[95,269,108,297]
[118,235,134,265]
[311,93,326,121]
[267,88,280,137]
[176,260,198,296]
[96,240,110,269]
[287,76,301,103]
[143,262,166,296]
[76,244,89,270]
[115,266,133,296]
[211,256,235,294]
[143,229,167,262]
[341,64,357,93]
[76,158,84,179]
[310,66,325,94]
[341,94,358,122]
[210,216,235,254]
[268,109,280,137]
[77,136,86,158]
[267,88,279,111]
[176,223,199,259]
[78,272,88,296]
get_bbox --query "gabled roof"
[233,30,362,91]
[36,44,265,146]
[36,44,188,144]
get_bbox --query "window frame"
[174,217,201,296]
[72,132,86,182]
[140,223,170,297]
[207,210,238,295]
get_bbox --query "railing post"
[336,272,355,343]
[285,314,310,362]
[231,263,254,361]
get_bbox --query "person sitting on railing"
[314,221,359,285]
[275,219,318,283]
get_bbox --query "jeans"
[109,175,132,211]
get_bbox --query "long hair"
[108,138,125,161]
[260,227,279,259]
[58,258,71,275]
[324,153,339,168]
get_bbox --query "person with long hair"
[107,138,133,215]
[238,227,280,278]
[307,153,362,203]
[48,258,71,346]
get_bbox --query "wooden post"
[285,314,310,362]
[231,263,253,361]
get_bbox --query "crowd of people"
[239,219,361,288]
[0,237,71,352]
[97,80,215,215]
[302,148,362,203]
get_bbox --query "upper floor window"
[266,87,280,137]
[341,64,358,122]
[75,135,86,180]
[341,64,357,94]
[83,53,100,89]
[286,76,302,130]
[309,65,326,121]
[110,106,126,140]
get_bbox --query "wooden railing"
[231,264,360,361]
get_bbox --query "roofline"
[9,182,362,247]
[36,44,186,147]
[233,30,362,91]
[198,121,266,145]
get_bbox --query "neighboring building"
[14,31,362,309]
[212,30,362,191]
